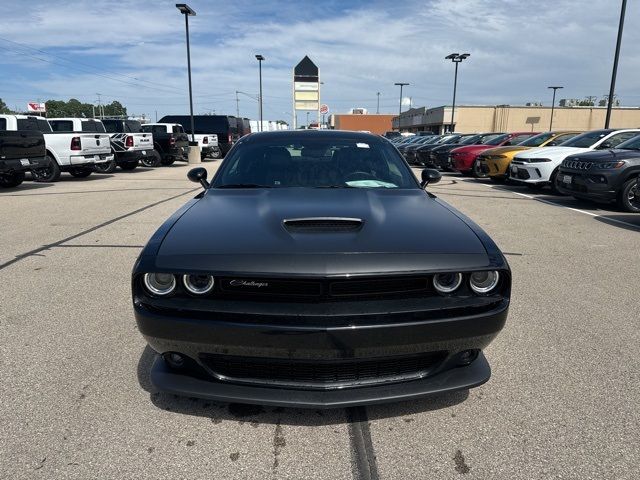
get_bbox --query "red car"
[450,132,539,177]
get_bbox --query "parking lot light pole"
[547,86,563,131]
[255,55,265,132]
[394,83,409,131]
[445,53,470,133]
[376,92,380,114]
[176,4,197,143]
[605,0,627,128]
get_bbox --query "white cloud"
[1,0,638,121]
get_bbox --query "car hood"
[514,146,589,159]
[450,145,494,154]
[565,148,640,162]
[480,145,530,156]
[154,189,491,275]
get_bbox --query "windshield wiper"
[216,183,272,189]
[314,184,356,188]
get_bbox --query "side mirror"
[187,167,209,189]
[421,168,441,188]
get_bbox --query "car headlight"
[183,274,215,295]
[527,158,552,163]
[143,273,176,296]
[469,271,500,294]
[600,161,625,169]
[433,272,463,293]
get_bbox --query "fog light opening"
[457,349,479,366]
[164,352,185,369]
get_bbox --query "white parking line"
[480,183,640,231]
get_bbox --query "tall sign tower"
[292,56,320,129]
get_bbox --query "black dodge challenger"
[133,130,510,408]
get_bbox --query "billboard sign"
[27,102,46,113]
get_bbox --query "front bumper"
[485,158,510,178]
[135,298,508,407]
[508,162,554,184]
[555,169,622,202]
[0,156,47,173]
[115,149,149,164]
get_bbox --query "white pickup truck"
[0,114,113,182]
[97,119,154,173]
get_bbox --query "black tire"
[0,171,25,188]
[161,156,176,166]
[140,151,162,168]
[32,154,61,182]
[210,148,222,159]
[617,177,640,213]
[94,159,117,174]
[549,169,565,195]
[472,160,487,178]
[69,167,92,178]
[119,162,138,171]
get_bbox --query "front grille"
[516,168,530,180]
[217,275,432,300]
[199,351,447,389]
[563,160,593,170]
[283,217,363,233]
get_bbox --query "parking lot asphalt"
[1,163,638,480]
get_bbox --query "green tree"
[0,98,12,114]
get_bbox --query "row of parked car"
[0,114,249,188]
[390,128,640,213]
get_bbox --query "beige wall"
[453,106,640,133]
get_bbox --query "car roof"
[241,130,386,144]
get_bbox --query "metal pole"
[550,89,556,131]
[376,92,380,114]
[450,62,458,133]
[605,0,627,128]
[185,14,195,142]
[398,85,403,124]
[258,60,263,132]
[235,91,240,117]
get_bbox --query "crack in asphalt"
[346,407,379,480]
[0,188,198,271]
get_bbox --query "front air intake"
[283,217,363,233]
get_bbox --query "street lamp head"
[548,86,564,90]
[445,53,459,60]
[176,3,196,15]
[459,53,470,59]
[255,54,265,61]
[394,82,409,86]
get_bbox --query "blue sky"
[1,0,638,125]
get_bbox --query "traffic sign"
[320,104,329,115]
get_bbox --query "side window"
[50,120,74,132]
[151,125,166,134]
[550,133,578,145]
[17,118,38,131]
[0,118,6,131]
[81,121,97,132]
[604,132,639,148]
[103,121,119,133]
[509,134,532,145]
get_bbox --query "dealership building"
[392,105,640,134]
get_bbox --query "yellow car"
[480,131,581,182]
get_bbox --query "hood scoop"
[283,217,363,233]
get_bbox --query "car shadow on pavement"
[0,182,54,193]
[136,346,468,426]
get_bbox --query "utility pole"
[235,91,240,117]
[445,53,470,133]
[96,93,103,118]
[547,86,563,130]
[605,0,627,128]
[376,92,380,114]
[394,83,409,131]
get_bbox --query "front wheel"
[119,162,138,171]
[617,177,640,213]
[94,159,117,174]
[0,171,25,188]
[69,167,92,178]
[161,156,176,166]
[32,155,61,182]
[472,160,488,178]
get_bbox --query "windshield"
[559,130,613,148]
[436,135,460,144]
[485,134,510,146]
[459,135,481,145]
[617,134,640,150]
[519,132,555,147]
[213,136,419,189]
